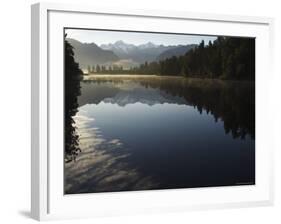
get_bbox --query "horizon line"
[66,37,210,47]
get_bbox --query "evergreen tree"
[96,64,101,73]
[64,35,83,162]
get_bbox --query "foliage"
[64,35,83,162]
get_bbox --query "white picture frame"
[31,2,275,221]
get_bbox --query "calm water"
[65,75,255,194]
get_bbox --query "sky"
[65,28,217,46]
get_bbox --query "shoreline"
[83,74,254,83]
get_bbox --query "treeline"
[87,37,255,80]
[134,37,255,80]
[87,64,125,74]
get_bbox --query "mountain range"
[67,38,197,71]
[100,40,174,64]
[67,38,119,70]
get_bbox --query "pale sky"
[65,28,217,46]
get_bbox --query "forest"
[88,37,255,80]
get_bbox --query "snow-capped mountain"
[100,40,176,64]
[101,40,137,54]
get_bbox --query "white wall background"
[0,0,280,223]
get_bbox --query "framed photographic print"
[31,2,274,221]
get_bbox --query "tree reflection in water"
[65,75,255,194]
[81,76,255,140]
[138,77,255,140]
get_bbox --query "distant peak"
[146,41,155,46]
[138,42,158,49]
[115,40,126,44]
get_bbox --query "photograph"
[64,28,255,194]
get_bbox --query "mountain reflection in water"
[65,75,255,194]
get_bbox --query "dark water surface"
[65,75,255,194]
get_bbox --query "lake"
[65,75,255,194]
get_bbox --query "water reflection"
[65,113,158,193]
[65,75,255,194]
[80,76,255,139]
